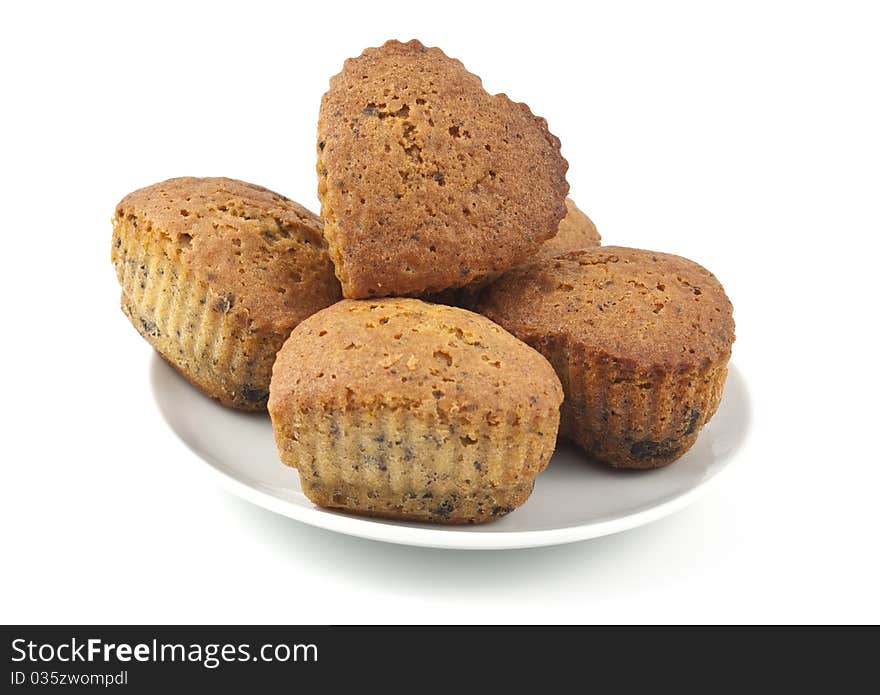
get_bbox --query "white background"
[2,1,878,624]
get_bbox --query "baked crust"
[317,39,569,298]
[475,246,735,468]
[425,197,600,308]
[268,298,562,523]
[112,177,341,409]
[536,198,601,262]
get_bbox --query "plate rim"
[152,355,747,550]
[207,456,731,549]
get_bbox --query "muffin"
[536,198,601,261]
[317,39,569,298]
[111,177,342,410]
[475,247,734,469]
[268,298,563,523]
[425,197,601,308]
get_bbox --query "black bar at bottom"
[1,625,873,691]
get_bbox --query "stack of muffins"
[112,40,735,524]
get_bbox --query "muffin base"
[113,221,278,410]
[554,343,729,469]
[304,481,536,524]
[272,403,557,524]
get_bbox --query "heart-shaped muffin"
[317,39,569,298]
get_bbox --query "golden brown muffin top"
[317,39,569,298]
[269,298,562,426]
[114,177,341,333]
[421,197,600,308]
[535,198,601,261]
[475,246,735,371]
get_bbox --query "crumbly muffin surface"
[425,197,601,308]
[534,198,601,262]
[115,177,340,334]
[269,298,562,522]
[475,247,734,468]
[317,39,569,298]
[477,246,733,370]
[271,298,560,415]
[112,177,341,409]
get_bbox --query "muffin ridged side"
[111,177,341,410]
[475,246,735,469]
[268,299,562,523]
[272,398,544,522]
[115,224,285,407]
[540,338,728,468]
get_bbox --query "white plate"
[151,354,750,549]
